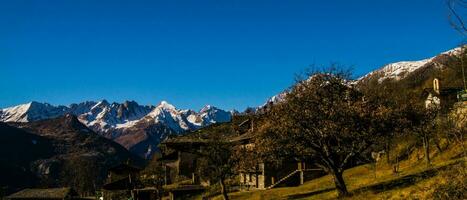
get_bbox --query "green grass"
[211,141,466,200]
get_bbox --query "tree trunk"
[331,169,349,197]
[392,157,399,175]
[220,178,229,200]
[372,162,377,178]
[385,142,391,164]
[423,135,431,166]
[445,135,451,147]
[434,138,443,152]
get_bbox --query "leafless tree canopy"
[447,0,467,35]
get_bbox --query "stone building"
[423,78,462,110]
[158,117,324,192]
[231,128,324,190]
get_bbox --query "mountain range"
[0,100,231,157]
[1,46,464,158]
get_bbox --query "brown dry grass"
[208,140,466,200]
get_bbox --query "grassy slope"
[210,140,465,200]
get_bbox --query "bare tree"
[447,0,467,35]
[406,103,439,166]
[360,80,413,164]
[255,67,387,197]
[447,0,467,91]
[195,138,237,200]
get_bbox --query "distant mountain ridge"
[258,46,464,109]
[357,47,463,83]
[0,100,232,157]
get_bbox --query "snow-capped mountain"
[0,101,68,122]
[358,46,463,83]
[363,59,431,82]
[74,100,155,133]
[262,92,287,107]
[258,46,464,109]
[0,100,230,131]
[134,101,192,134]
[197,105,232,126]
[0,100,232,158]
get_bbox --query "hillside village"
[111,46,467,200]
[0,45,466,200]
[149,46,467,200]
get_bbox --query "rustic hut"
[103,163,142,200]
[423,78,463,110]
[230,132,324,190]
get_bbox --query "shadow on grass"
[352,161,460,195]
[286,187,335,199]
[284,160,460,199]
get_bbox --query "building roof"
[423,87,462,97]
[160,128,255,150]
[109,163,142,174]
[229,131,255,143]
[134,187,160,192]
[164,184,205,192]
[6,188,77,199]
[161,137,210,145]
[157,150,178,162]
[102,177,134,191]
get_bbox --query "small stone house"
[423,78,462,110]
[231,130,324,190]
[102,163,142,200]
[158,138,207,186]
[157,138,207,200]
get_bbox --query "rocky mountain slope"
[0,115,142,194]
[0,100,232,158]
[0,122,54,193]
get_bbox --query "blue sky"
[0,0,463,111]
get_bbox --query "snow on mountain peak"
[96,99,110,107]
[359,46,464,83]
[255,46,465,111]
[439,46,464,56]
[157,101,176,110]
[375,58,432,82]
[0,100,232,157]
[200,105,215,113]
[198,105,231,125]
[0,101,68,122]
[0,102,33,122]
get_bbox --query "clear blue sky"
[0,0,463,111]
